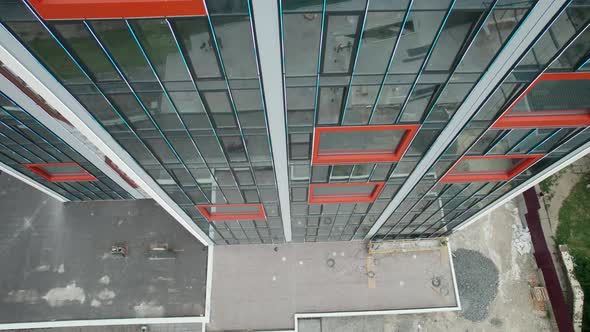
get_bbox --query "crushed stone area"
[453,249,499,321]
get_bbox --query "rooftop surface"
[0,174,208,325]
[208,239,458,331]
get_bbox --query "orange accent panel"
[440,154,544,183]
[308,182,385,204]
[24,162,98,182]
[312,125,419,165]
[492,72,590,129]
[29,0,206,20]
[197,203,266,222]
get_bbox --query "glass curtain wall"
[282,0,535,242]
[372,2,590,240]
[0,87,132,200]
[2,0,283,244]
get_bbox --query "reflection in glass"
[323,15,360,73]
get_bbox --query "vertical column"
[250,0,292,241]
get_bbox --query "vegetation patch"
[556,172,590,331]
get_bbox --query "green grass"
[540,169,566,202]
[556,172,590,331]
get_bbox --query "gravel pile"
[453,248,499,321]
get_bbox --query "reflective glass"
[323,15,360,73]
[318,129,405,156]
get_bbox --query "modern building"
[0,0,588,329]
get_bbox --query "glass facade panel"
[1,0,587,246]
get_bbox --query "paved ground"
[0,173,208,324]
[298,197,554,332]
[208,240,457,331]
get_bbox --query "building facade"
[0,0,588,246]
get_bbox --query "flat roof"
[0,174,208,325]
[208,239,458,331]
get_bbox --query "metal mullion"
[442,128,588,236]
[0,138,34,165]
[373,18,590,240]
[350,162,396,239]
[21,4,202,206]
[166,20,246,203]
[382,184,441,238]
[204,8,263,205]
[235,219,253,244]
[126,20,233,205]
[420,0,500,122]
[506,129,536,154]
[205,221,229,245]
[527,128,561,153]
[327,202,342,238]
[394,183,468,238]
[220,221,239,244]
[0,111,59,162]
[419,190,482,238]
[307,0,328,197]
[394,0,457,123]
[347,163,377,238]
[367,0,414,124]
[551,127,585,148]
[415,183,486,237]
[57,182,92,200]
[0,130,47,163]
[0,98,125,200]
[389,183,471,238]
[328,164,358,239]
[72,181,102,200]
[574,49,590,71]
[436,128,590,237]
[81,179,121,200]
[0,116,119,199]
[0,140,86,200]
[296,1,329,225]
[87,181,122,200]
[0,118,58,160]
[484,129,512,154]
[339,0,370,124]
[83,21,213,207]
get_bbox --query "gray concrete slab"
[208,240,456,331]
[0,174,208,324]
[2,324,201,332]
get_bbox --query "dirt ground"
[304,198,553,332]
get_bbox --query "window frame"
[312,124,419,165]
[308,182,385,204]
[197,203,266,221]
[439,154,544,183]
[493,72,590,129]
[24,162,98,182]
[29,0,206,20]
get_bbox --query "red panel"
[197,203,266,222]
[105,157,139,188]
[0,66,71,125]
[492,72,590,129]
[29,0,206,20]
[308,182,385,204]
[312,125,419,165]
[24,162,98,182]
[440,154,544,183]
